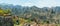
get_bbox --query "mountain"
[0,4,60,21]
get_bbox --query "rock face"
[23,23,30,26]
[0,16,14,26]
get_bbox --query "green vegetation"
[0,5,60,26]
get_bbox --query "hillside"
[0,4,60,26]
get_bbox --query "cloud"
[0,0,60,7]
[33,0,60,7]
[21,3,34,6]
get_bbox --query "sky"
[0,0,60,7]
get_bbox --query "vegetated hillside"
[0,4,60,24]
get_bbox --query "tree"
[0,8,4,15]
[0,8,11,16]
[4,9,11,14]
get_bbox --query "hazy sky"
[0,0,60,7]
